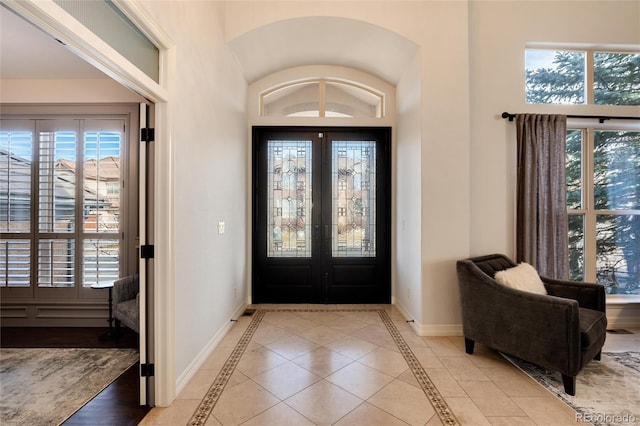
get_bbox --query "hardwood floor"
[1,326,151,425]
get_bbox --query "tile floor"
[140,305,639,426]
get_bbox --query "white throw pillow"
[494,262,547,295]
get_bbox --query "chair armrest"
[113,275,139,304]
[457,260,581,376]
[541,276,606,313]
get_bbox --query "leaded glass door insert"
[332,141,376,257]
[253,127,390,304]
[267,140,312,257]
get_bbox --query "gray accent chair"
[113,275,139,336]
[456,254,607,395]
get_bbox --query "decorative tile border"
[188,310,266,425]
[378,310,460,426]
[187,308,459,426]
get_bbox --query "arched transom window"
[260,79,385,118]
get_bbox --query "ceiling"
[0,5,107,79]
[1,7,418,86]
[227,17,419,85]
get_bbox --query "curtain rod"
[501,112,640,124]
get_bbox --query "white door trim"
[2,0,176,406]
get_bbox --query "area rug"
[0,348,138,426]
[505,352,640,426]
[188,308,460,426]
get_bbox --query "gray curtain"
[516,114,569,279]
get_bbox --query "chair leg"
[561,374,576,396]
[594,351,602,361]
[464,338,475,354]
[114,318,122,341]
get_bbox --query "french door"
[252,127,391,304]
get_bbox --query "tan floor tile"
[324,317,370,333]
[399,330,429,348]
[358,346,410,377]
[252,361,322,400]
[487,416,536,425]
[211,380,279,425]
[423,336,466,357]
[325,335,378,360]
[440,356,491,381]
[241,402,315,426]
[341,310,382,324]
[481,367,549,397]
[296,311,347,324]
[177,368,220,400]
[326,361,394,399]
[157,307,630,426]
[226,369,250,388]
[368,379,436,425]
[276,317,320,334]
[262,311,297,326]
[511,396,579,425]
[397,368,421,389]
[141,400,201,425]
[299,324,347,345]
[292,347,354,378]
[458,380,527,417]
[285,380,363,425]
[468,350,512,369]
[411,346,445,368]
[265,335,319,360]
[203,414,223,425]
[423,368,467,397]
[445,397,492,426]
[251,323,293,346]
[333,402,410,426]
[201,346,235,370]
[235,344,288,378]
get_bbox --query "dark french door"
[252,127,390,304]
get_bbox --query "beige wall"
[225,0,639,335]
[0,78,144,103]
[140,0,249,384]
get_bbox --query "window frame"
[567,121,640,298]
[1,104,138,301]
[525,47,640,105]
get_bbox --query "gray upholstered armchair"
[456,254,607,395]
[113,275,139,336]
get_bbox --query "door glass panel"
[332,141,376,257]
[267,140,312,257]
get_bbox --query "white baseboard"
[175,302,247,396]
[392,300,463,337]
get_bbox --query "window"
[567,128,640,295]
[1,118,127,292]
[525,49,639,105]
[261,79,384,118]
[526,45,639,296]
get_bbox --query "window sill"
[606,295,640,305]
